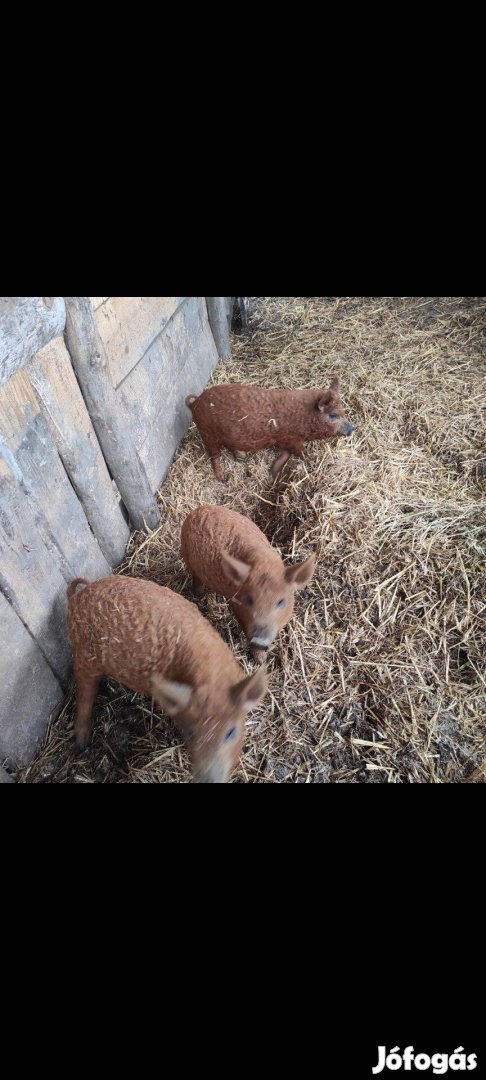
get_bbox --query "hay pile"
[20,297,486,783]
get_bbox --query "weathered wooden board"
[0,590,63,769]
[225,296,236,324]
[232,297,249,329]
[0,454,73,681]
[14,414,111,581]
[29,336,130,565]
[116,297,219,490]
[90,297,110,311]
[0,368,112,679]
[0,367,111,576]
[0,297,66,385]
[93,296,187,388]
[64,297,160,532]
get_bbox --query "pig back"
[67,576,238,693]
[181,505,278,593]
[192,384,315,449]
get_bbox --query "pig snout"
[249,623,277,652]
[339,420,355,437]
[193,761,231,784]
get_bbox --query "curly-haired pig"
[67,576,267,783]
[181,505,316,662]
[185,377,354,481]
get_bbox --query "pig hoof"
[75,737,89,754]
[250,646,267,665]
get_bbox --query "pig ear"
[317,378,340,411]
[151,675,193,717]
[221,550,252,585]
[317,390,333,412]
[285,552,317,589]
[231,665,268,714]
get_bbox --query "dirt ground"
[19,297,486,783]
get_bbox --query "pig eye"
[276,598,286,608]
[329,413,340,420]
[245,596,254,606]
[225,727,237,742]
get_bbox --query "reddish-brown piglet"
[67,576,267,783]
[186,377,354,481]
[182,505,316,661]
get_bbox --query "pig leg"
[271,450,291,479]
[192,575,205,599]
[74,671,100,751]
[210,453,225,482]
[200,435,225,481]
[271,442,305,479]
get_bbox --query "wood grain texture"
[120,297,219,490]
[206,296,232,359]
[0,297,66,384]
[0,369,112,681]
[64,296,160,531]
[0,590,63,769]
[94,296,187,388]
[29,336,129,565]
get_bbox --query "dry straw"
[20,297,486,783]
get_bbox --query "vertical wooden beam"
[64,297,160,532]
[29,337,130,566]
[233,297,249,329]
[0,451,74,682]
[206,297,232,360]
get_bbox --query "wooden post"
[29,337,130,566]
[64,297,160,532]
[206,297,232,360]
[234,297,249,329]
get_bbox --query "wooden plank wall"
[93,296,187,388]
[0,365,112,682]
[0,297,66,384]
[29,336,129,565]
[0,591,63,769]
[92,297,218,491]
